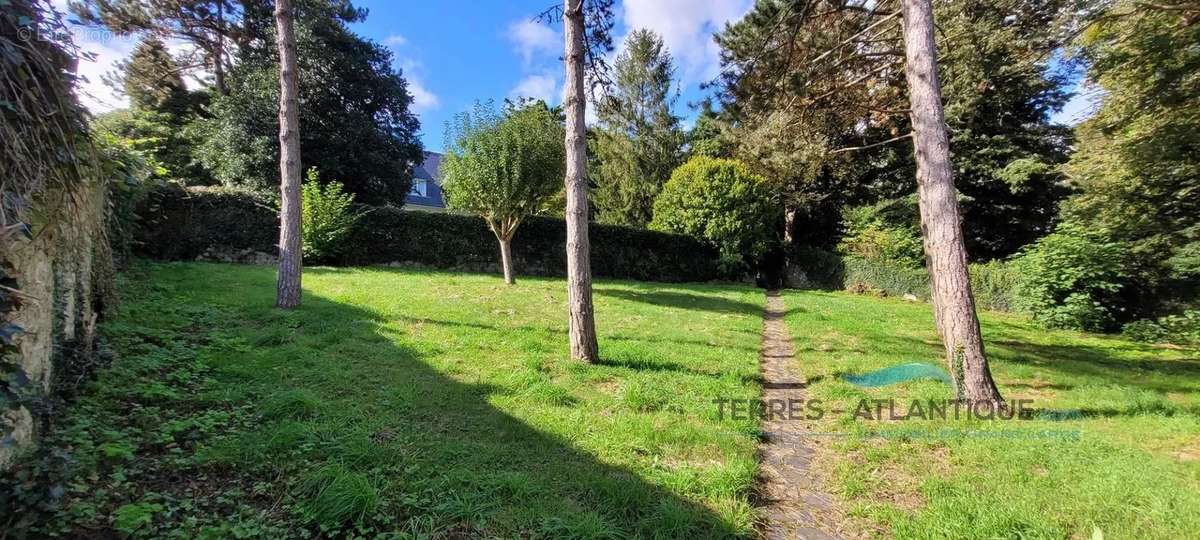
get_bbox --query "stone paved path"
[757,291,844,540]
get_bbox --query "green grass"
[8,262,764,538]
[10,262,1199,539]
[783,290,1200,539]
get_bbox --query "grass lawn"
[9,262,1200,539]
[783,290,1200,539]
[9,262,765,538]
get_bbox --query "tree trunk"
[783,206,798,246]
[563,0,599,362]
[214,0,228,95]
[498,236,515,285]
[900,0,1002,405]
[274,0,303,309]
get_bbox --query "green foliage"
[1122,311,1200,345]
[836,199,924,268]
[1014,223,1132,331]
[300,170,362,263]
[135,184,279,261]
[1055,3,1200,318]
[650,157,779,273]
[787,247,1019,313]
[119,37,189,114]
[195,2,422,205]
[132,188,725,282]
[113,501,163,534]
[688,102,733,159]
[441,100,564,231]
[591,29,685,227]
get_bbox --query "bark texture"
[900,0,1003,404]
[274,0,303,309]
[563,0,600,362]
[499,238,514,285]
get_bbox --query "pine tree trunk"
[499,236,515,285]
[274,0,303,309]
[563,0,599,362]
[900,0,1002,404]
[214,0,228,95]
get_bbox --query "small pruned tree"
[441,100,566,285]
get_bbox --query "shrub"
[134,188,724,282]
[837,199,924,268]
[1014,222,1131,331]
[301,170,363,263]
[135,184,277,261]
[843,256,930,299]
[650,157,779,274]
[970,260,1022,313]
[787,247,1021,312]
[1123,310,1200,345]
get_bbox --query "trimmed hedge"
[788,246,1020,313]
[135,185,723,283]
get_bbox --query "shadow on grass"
[596,288,763,316]
[187,271,746,537]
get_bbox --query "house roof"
[414,151,442,182]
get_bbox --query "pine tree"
[591,29,683,228]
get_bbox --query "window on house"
[410,179,428,197]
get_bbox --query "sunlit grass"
[784,290,1200,539]
[43,261,764,538]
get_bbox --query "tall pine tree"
[591,29,683,228]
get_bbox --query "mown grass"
[783,290,1200,539]
[6,262,765,538]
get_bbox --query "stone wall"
[1,181,110,468]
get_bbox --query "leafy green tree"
[650,157,778,273]
[1015,222,1132,331]
[1055,2,1200,319]
[441,101,565,285]
[714,0,1074,259]
[590,29,684,227]
[301,169,361,263]
[98,37,210,184]
[196,0,422,205]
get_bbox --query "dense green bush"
[787,247,1020,312]
[301,171,363,263]
[651,157,779,273]
[136,184,278,261]
[134,187,722,283]
[1013,223,1132,331]
[843,257,931,299]
[1122,310,1200,345]
[837,199,924,268]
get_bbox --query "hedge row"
[787,246,1020,312]
[135,185,723,283]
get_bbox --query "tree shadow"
[188,272,747,537]
[595,287,763,316]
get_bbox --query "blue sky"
[67,0,1091,152]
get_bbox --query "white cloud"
[619,0,753,84]
[408,79,440,112]
[510,73,559,104]
[69,29,137,112]
[396,57,439,113]
[507,19,559,67]
[384,34,407,47]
